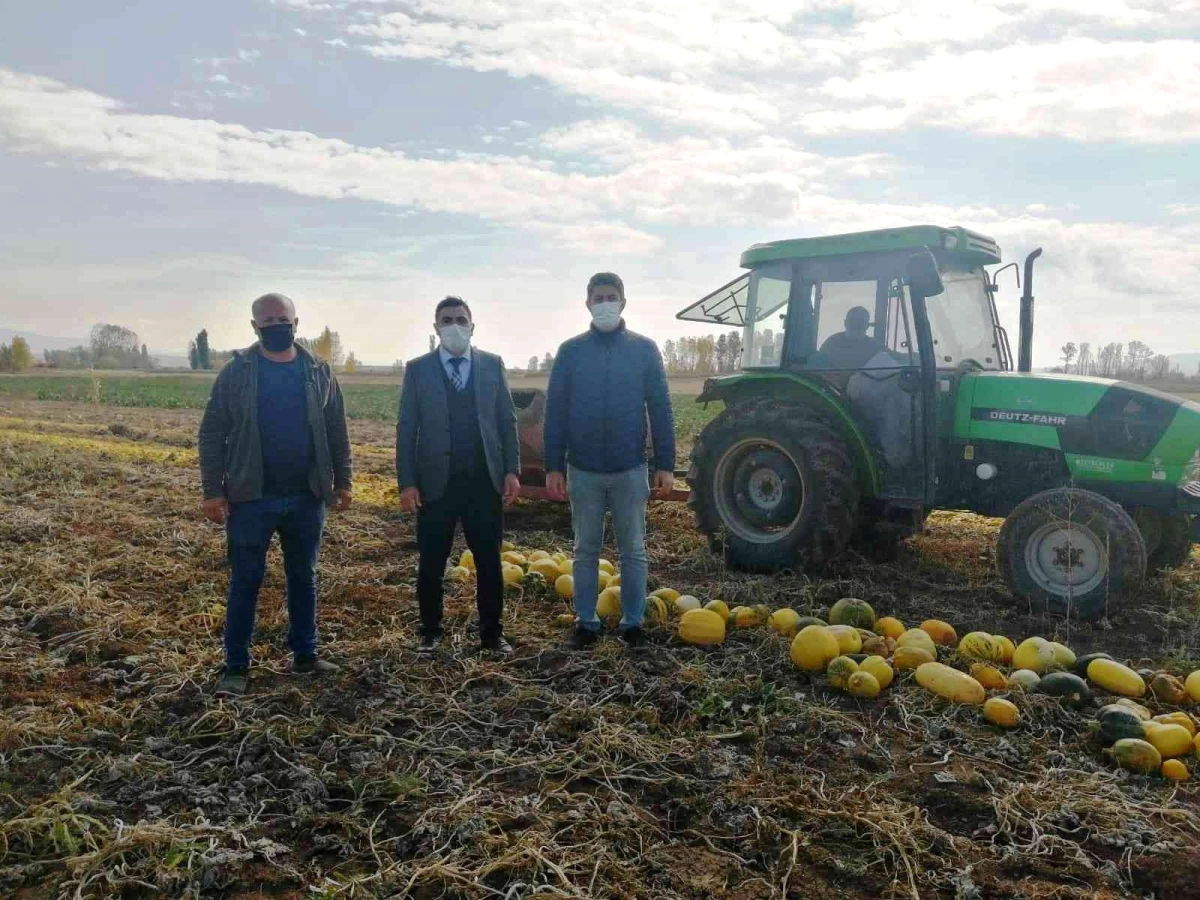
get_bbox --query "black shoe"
[215,666,249,696]
[418,635,440,655]
[567,627,600,651]
[481,635,513,654]
[293,655,340,676]
[621,625,647,648]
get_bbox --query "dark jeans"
[416,473,504,640]
[224,494,326,668]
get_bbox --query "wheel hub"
[714,439,805,544]
[1025,522,1108,597]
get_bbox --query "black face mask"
[258,323,295,353]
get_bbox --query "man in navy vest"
[397,297,521,654]
[544,273,675,650]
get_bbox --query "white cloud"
[322,0,1200,143]
[0,67,889,243]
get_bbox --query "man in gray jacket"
[199,293,353,696]
[397,296,521,654]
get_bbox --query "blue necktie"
[448,357,465,392]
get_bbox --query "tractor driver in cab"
[818,306,879,370]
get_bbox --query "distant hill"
[0,328,190,369]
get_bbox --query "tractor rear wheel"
[687,400,859,572]
[997,487,1146,619]
[1131,509,1194,571]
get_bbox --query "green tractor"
[678,225,1200,618]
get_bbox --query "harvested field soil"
[2,400,1199,899]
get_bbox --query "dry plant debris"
[1,399,1199,899]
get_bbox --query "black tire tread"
[996,487,1147,619]
[1147,513,1194,571]
[687,399,859,571]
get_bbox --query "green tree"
[195,329,212,369]
[0,343,11,372]
[10,336,34,372]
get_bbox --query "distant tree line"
[521,331,745,378]
[0,336,35,373]
[1057,340,1196,382]
[189,325,359,372]
[41,324,155,370]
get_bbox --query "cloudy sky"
[1,0,1198,366]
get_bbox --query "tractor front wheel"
[687,400,859,572]
[997,487,1146,619]
[1130,509,1194,572]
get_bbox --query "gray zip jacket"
[198,343,352,504]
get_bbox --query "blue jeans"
[224,494,326,668]
[568,464,650,632]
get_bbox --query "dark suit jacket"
[396,349,519,504]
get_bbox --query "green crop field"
[0,372,721,463]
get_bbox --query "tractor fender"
[695,373,882,497]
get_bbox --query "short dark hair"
[587,272,625,299]
[435,296,472,320]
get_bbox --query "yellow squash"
[554,574,575,599]
[897,628,937,655]
[970,664,1008,691]
[1049,642,1076,669]
[678,608,725,646]
[958,632,1000,662]
[860,656,894,689]
[1186,670,1200,703]
[1143,723,1194,759]
[1152,712,1197,737]
[1012,637,1057,673]
[826,656,860,691]
[983,697,1020,727]
[876,616,906,640]
[768,608,803,638]
[652,587,681,604]
[848,670,881,699]
[703,599,731,622]
[596,587,622,622]
[993,635,1016,665]
[1108,738,1161,774]
[1087,659,1147,698]
[894,646,936,671]
[598,559,616,575]
[920,619,958,647]
[790,625,841,672]
[1161,759,1189,781]
[915,662,986,705]
[827,625,863,655]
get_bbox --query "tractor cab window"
[925,269,1002,369]
[742,261,791,368]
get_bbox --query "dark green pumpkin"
[1096,705,1147,745]
[1038,672,1092,708]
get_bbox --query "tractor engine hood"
[954,372,1200,492]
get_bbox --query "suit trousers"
[415,471,504,640]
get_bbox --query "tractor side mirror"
[906,250,944,297]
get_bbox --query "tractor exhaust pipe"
[1017,247,1043,373]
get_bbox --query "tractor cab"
[679,226,1007,504]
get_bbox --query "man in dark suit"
[397,296,521,654]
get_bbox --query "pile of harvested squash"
[466,546,1200,782]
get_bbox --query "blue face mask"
[258,323,295,352]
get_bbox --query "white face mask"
[438,324,472,355]
[590,302,622,332]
